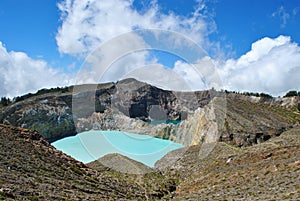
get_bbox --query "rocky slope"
[88,153,153,174]
[0,91,75,142]
[156,126,300,200]
[1,78,300,200]
[1,123,299,200]
[1,78,299,147]
[0,124,176,200]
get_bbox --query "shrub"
[284,90,298,97]
[0,97,11,106]
[259,93,272,98]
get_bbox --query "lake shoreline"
[51,130,183,167]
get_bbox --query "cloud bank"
[56,0,213,57]
[219,35,300,96]
[55,0,300,96]
[1,0,300,98]
[0,42,72,98]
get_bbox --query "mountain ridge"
[0,78,300,200]
[1,78,299,146]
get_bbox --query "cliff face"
[0,94,75,142]
[1,78,299,147]
[0,78,198,141]
[151,95,300,147]
[170,97,224,146]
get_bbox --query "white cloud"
[172,57,223,91]
[82,34,300,97]
[0,42,73,98]
[74,28,217,91]
[219,35,300,96]
[75,32,150,84]
[56,0,214,57]
[56,1,300,97]
[119,63,201,91]
[97,56,220,92]
[56,0,222,93]
[272,6,290,28]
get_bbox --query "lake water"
[147,120,181,125]
[51,130,183,167]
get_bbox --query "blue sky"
[0,0,74,67]
[211,0,300,58]
[0,0,300,97]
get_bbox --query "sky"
[0,0,299,98]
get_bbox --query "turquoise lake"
[51,130,183,167]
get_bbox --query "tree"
[284,90,298,97]
[298,103,300,112]
[259,93,272,98]
[0,97,11,106]
[14,96,24,102]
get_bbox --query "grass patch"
[70,165,85,175]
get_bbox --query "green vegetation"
[222,90,273,98]
[0,97,12,107]
[162,126,171,139]
[70,165,85,175]
[0,86,71,108]
[27,196,39,201]
[147,120,181,125]
[14,86,71,103]
[284,90,299,97]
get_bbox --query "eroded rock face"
[0,79,194,141]
[111,78,184,121]
[0,95,75,142]
[1,78,299,147]
[171,98,224,146]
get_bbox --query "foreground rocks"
[1,79,300,200]
[156,127,300,200]
[88,153,153,174]
[0,124,176,200]
[1,124,299,200]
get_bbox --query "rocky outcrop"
[1,116,299,200]
[0,78,200,141]
[0,124,176,200]
[168,97,225,146]
[0,94,75,142]
[155,126,300,200]
[88,153,153,174]
[1,78,299,147]
[169,96,300,147]
[226,92,300,108]
[111,78,180,120]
